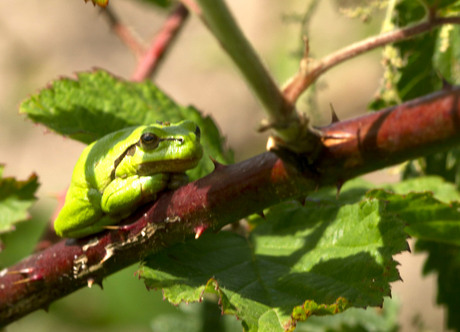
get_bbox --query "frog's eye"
[140,132,160,149]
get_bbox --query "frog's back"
[70,126,143,193]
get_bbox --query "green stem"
[193,0,297,130]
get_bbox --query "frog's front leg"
[101,174,169,216]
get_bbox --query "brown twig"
[283,16,460,104]
[182,0,297,140]
[101,6,146,59]
[131,4,190,81]
[1,86,460,325]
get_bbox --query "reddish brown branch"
[283,16,460,104]
[101,6,146,58]
[1,87,460,325]
[179,0,201,16]
[131,4,189,81]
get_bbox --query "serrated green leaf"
[317,176,460,245]
[427,0,460,11]
[369,190,460,245]
[296,297,399,332]
[20,69,233,180]
[361,176,460,331]
[309,175,460,207]
[19,69,208,143]
[150,300,242,332]
[383,175,460,202]
[380,172,460,331]
[139,196,407,331]
[0,165,39,236]
[139,176,456,331]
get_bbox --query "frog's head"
[116,120,203,177]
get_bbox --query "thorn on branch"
[210,157,226,171]
[436,70,455,90]
[87,278,104,289]
[330,103,340,123]
[194,224,208,239]
[336,180,344,199]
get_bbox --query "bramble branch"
[283,16,460,104]
[101,6,145,58]
[101,4,190,81]
[131,4,190,81]
[1,86,459,326]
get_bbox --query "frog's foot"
[62,215,120,239]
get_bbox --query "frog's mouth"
[137,156,201,175]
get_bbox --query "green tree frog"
[54,120,203,238]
